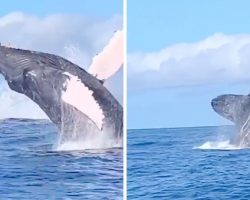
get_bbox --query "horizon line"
[127,124,233,131]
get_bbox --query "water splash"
[55,122,122,151]
[54,100,122,151]
[194,140,242,150]
[55,136,122,151]
[63,44,90,68]
[194,125,250,150]
[56,124,122,151]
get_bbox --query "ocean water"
[0,118,122,200]
[128,126,250,200]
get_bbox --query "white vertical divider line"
[123,0,127,199]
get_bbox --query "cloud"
[0,12,122,119]
[0,12,122,66]
[0,81,48,119]
[128,33,250,90]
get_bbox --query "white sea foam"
[54,133,122,151]
[194,140,242,150]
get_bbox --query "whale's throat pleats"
[61,72,105,130]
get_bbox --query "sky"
[0,0,122,17]
[0,0,123,119]
[128,0,250,129]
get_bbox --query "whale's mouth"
[211,96,225,111]
[211,98,225,109]
[211,98,223,114]
[211,99,235,122]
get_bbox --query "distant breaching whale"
[211,94,250,147]
[0,31,123,144]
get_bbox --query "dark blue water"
[0,118,122,200]
[128,126,250,200]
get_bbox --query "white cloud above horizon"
[128,33,250,90]
[0,12,122,119]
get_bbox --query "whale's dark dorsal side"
[0,46,123,142]
[211,94,250,146]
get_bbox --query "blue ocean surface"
[0,118,122,200]
[128,126,250,200]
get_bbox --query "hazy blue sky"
[0,0,122,17]
[128,0,250,52]
[128,0,250,129]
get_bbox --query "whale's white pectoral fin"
[62,72,105,130]
[88,30,123,82]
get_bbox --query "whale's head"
[0,47,27,92]
[0,47,68,124]
[0,46,67,94]
[211,94,250,126]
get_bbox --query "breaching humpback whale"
[0,31,123,144]
[211,94,250,147]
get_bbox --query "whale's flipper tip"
[88,30,123,82]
